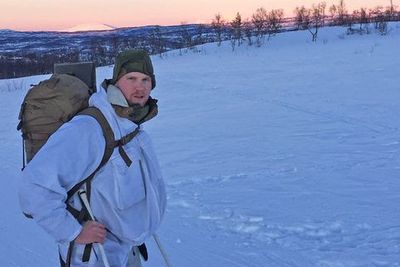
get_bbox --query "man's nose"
[135,81,146,90]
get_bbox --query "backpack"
[17,62,143,266]
[17,62,98,164]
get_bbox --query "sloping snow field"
[1,24,400,266]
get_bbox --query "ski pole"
[153,233,173,267]
[78,189,111,267]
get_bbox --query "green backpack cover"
[17,62,137,203]
[18,73,92,162]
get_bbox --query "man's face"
[116,72,152,106]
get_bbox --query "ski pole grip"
[77,189,111,267]
[78,189,95,219]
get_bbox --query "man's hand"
[75,221,107,244]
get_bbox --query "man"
[19,50,167,266]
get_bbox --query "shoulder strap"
[66,107,116,200]
[79,107,116,167]
[63,107,116,267]
[117,126,140,167]
[63,107,141,266]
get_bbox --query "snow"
[61,23,115,32]
[1,23,400,266]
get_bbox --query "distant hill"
[0,23,214,79]
[61,23,116,32]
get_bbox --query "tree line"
[1,0,399,79]
[211,0,399,48]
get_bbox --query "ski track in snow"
[167,170,400,266]
[1,24,400,266]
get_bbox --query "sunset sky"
[0,0,395,31]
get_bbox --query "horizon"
[0,0,395,32]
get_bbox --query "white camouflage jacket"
[18,86,167,266]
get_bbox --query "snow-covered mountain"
[61,23,116,32]
[1,23,400,266]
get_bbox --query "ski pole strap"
[64,193,94,264]
[82,244,93,262]
[64,240,74,267]
[138,243,148,261]
[59,229,93,265]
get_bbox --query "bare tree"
[228,30,236,51]
[337,0,348,25]
[329,4,337,23]
[378,20,388,35]
[368,5,389,34]
[294,6,310,30]
[267,9,284,40]
[243,19,254,46]
[252,7,268,46]
[294,3,324,42]
[330,0,348,25]
[370,6,384,29]
[347,10,357,33]
[308,3,325,42]
[230,12,243,47]
[212,13,225,46]
[384,5,394,21]
[320,2,327,26]
[359,8,370,32]
[390,0,394,19]
[349,8,370,34]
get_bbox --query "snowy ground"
[1,24,400,266]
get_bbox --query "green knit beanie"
[112,49,156,89]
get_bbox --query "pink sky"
[0,0,395,31]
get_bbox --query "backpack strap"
[62,106,141,266]
[66,107,115,200]
[63,106,115,267]
[117,127,140,167]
